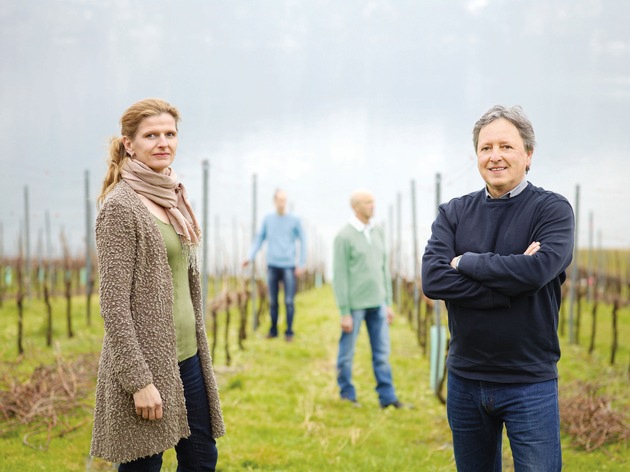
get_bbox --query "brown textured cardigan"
[90,181,225,463]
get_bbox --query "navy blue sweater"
[421,183,575,383]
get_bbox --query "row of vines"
[0,248,322,363]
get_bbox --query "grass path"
[0,286,628,470]
[211,285,453,471]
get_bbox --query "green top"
[332,223,393,315]
[154,217,198,362]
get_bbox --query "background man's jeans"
[446,371,561,472]
[336,305,398,406]
[267,265,296,337]
[118,353,218,471]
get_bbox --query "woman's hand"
[133,383,163,420]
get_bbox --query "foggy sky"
[2,0,629,268]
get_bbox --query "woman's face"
[123,113,178,174]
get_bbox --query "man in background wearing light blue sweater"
[244,189,306,342]
[332,190,406,409]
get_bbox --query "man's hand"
[242,259,250,269]
[450,255,462,270]
[341,315,353,333]
[386,306,395,324]
[524,241,541,255]
[295,267,305,277]
[133,383,163,420]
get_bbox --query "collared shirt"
[349,215,373,244]
[247,212,306,268]
[485,179,528,199]
[333,220,392,314]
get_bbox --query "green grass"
[575,249,630,275]
[0,286,628,471]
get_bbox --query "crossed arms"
[421,199,574,309]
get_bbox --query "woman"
[91,98,225,471]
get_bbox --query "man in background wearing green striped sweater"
[332,189,404,409]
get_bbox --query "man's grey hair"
[472,105,536,153]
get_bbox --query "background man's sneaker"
[341,398,361,408]
[381,400,414,409]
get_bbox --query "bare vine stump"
[17,292,24,355]
[44,282,53,347]
[224,305,231,366]
[237,290,249,350]
[65,275,73,338]
[610,299,619,365]
[211,308,218,360]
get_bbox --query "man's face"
[476,118,532,198]
[354,194,375,220]
[274,192,287,214]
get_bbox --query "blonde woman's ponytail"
[97,137,129,207]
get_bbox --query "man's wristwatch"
[455,255,463,270]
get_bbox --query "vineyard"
[0,245,628,470]
[4,248,624,371]
[0,170,628,470]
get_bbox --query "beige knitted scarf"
[121,158,201,270]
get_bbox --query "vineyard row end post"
[251,173,258,331]
[202,160,210,312]
[568,184,580,344]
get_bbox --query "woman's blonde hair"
[98,98,181,206]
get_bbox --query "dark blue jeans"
[446,371,561,472]
[337,305,398,406]
[267,265,296,337]
[118,353,218,472]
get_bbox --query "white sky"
[1,0,629,272]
